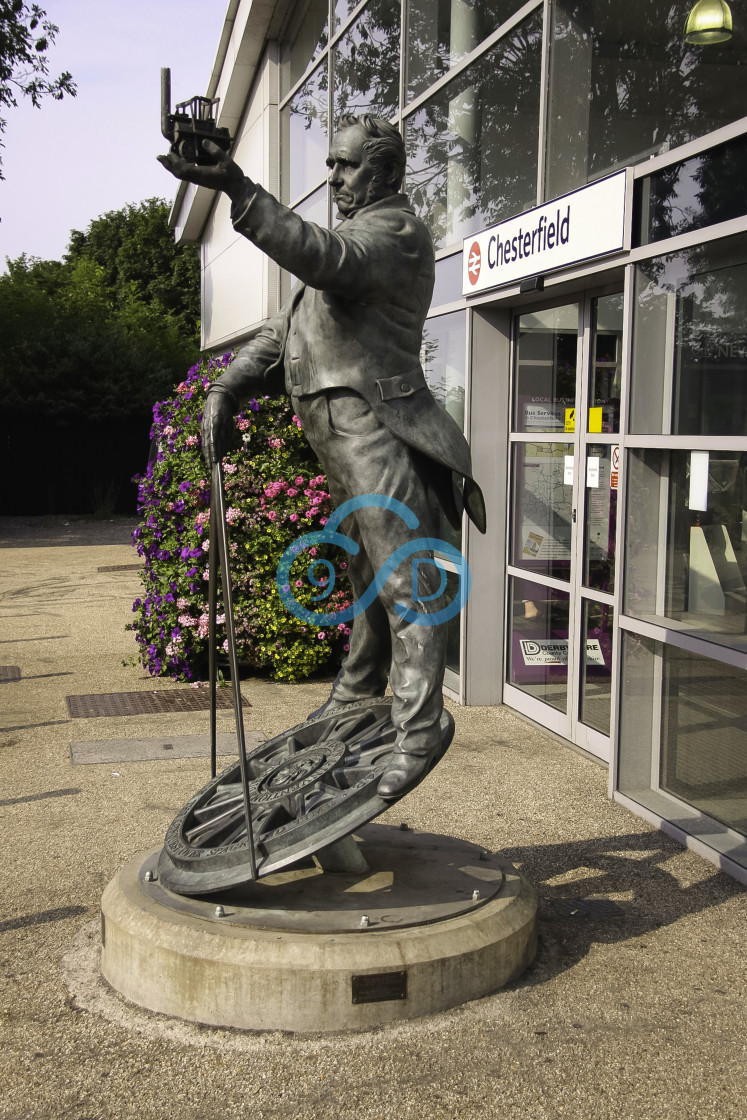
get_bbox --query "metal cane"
[208,460,257,880]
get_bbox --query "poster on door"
[519,444,573,563]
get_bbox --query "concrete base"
[101,826,537,1033]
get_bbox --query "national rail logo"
[467,241,481,285]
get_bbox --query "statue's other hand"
[201,391,236,467]
[157,140,246,201]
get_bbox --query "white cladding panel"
[201,48,278,351]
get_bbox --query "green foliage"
[0,201,200,423]
[66,198,200,341]
[131,353,353,683]
[0,0,76,178]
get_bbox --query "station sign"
[462,170,628,296]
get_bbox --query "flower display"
[130,353,352,681]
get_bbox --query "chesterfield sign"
[462,170,628,296]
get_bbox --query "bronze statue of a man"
[159,115,485,799]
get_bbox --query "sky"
[0,0,227,267]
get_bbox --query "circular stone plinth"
[101,825,537,1033]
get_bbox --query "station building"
[170,0,747,881]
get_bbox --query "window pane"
[589,293,622,433]
[630,235,747,436]
[513,304,578,433]
[546,0,747,199]
[405,0,525,103]
[280,0,330,99]
[619,634,747,847]
[281,63,329,204]
[583,443,616,594]
[635,135,747,248]
[511,443,574,581]
[405,11,542,250]
[507,576,570,714]
[422,311,466,550]
[445,568,462,674]
[432,251,463,307]
[332,0,401,120]
[422,311,466,430]
[624,449,747,652]
[579,599,614,736]
[283,186,330,298]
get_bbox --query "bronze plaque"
[351,970,407,1004]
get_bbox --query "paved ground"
[0,517,745,1120]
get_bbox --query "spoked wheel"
[158,698,454,895]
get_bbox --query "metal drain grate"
[553,897,624,918]
[0,666,21,682]
[97,563,142,573]
[66,688,247,719]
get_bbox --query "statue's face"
[326,125,387,217]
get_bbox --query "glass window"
[635,135,747,248]
[281,62,329,205]
[624,448,747,651]
[507,575,571,714]
[513,304,578,434]
[546,0,747,200]
[445,568,462,674]
[618,634,747,848]
[405,10,543,250]
[630,235,747,437]
[282,186,330,298]
[280,0,330,98]
[589,293,622,433]
[579,599,614,735]
[405,0,525,103]
[422,311,466,430]
[432,252,463,307]
[422,311,466,549]
[511,442,574,581]
[333,0,401,121]
[583,443,617,593]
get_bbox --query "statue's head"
[327,115,406,217]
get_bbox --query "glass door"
[504,292,623,760]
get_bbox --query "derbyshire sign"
[462,170,628,296]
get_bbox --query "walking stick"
[208,459,257,880]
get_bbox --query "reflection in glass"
[421,312,466,550]
[630,237,747,436]
[405,11,542,249]
[511,443,573,581]
[432,252,463,307]
[333,0,400,120]
[546,0,747,199]
[422,311,466,430]
[579,599,613,735]
[635,135,747,248]
[589,294,622,433]
[624,449,747,649]
[283,186,329,297]
[444,568,461,674]
[583,444,616,594]
[405,0,524,102]
[619,634,747,842]
[280,0,329,98]
[281,63,329,205]
[513,305,578,433]
[507,576,570,714]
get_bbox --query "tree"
[0,0,76,178]
[66,199,200,342]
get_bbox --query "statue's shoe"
[377,751,435,800]
[306,695,368,721]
